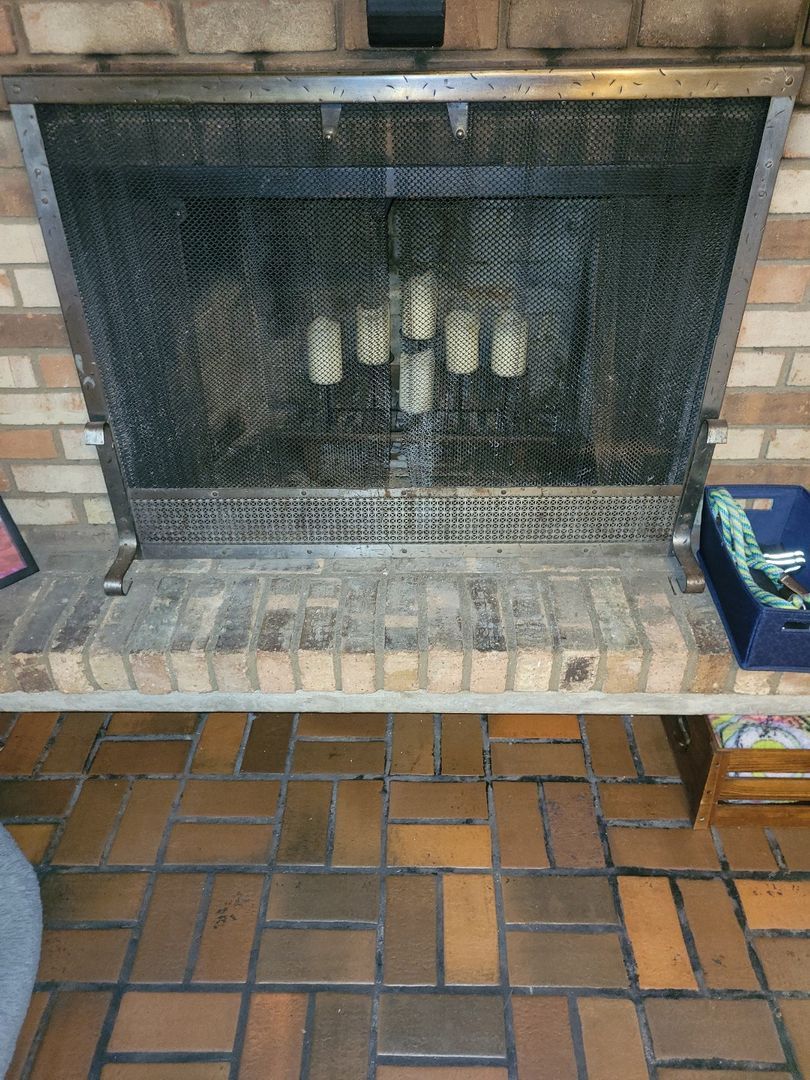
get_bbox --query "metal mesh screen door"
[34,92,769,549]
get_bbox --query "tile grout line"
[566,991,589,1080]
[481,712,519,1080]
[37,711,115,870]
[324,779,339,869]
[88,709,208,1078]
[31,711,64,777]
[721,863,802,1077]
[579,712,659,1075]
[764,825,788,873]
[232,710,255,775]
[623,713,646,778]
[366,710,393,1079]
[298,991,317,1080]
[669,877,709,994]
[435,871,446,990]
[183,870,216,983]
[433,712,441,776]
[228,709,301,1080]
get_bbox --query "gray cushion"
[0,827,42,1078]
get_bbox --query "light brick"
[467,576,508,694]
[48,581,108,693]
[128,575,187,695]
[0,354,36,387]
[738,309,810,348]
[0,390,87,424]
[0,118,23,168]
[425,576,463,693]
[0,171,33,217]
[761,217,810,259]
[60,426,96,460]
[0,270,14,306]
[749,263,810,304]
[211,576,261,692]
[168,577,226,694]
[84,496,114,524]
[0,312,68,347]
[15,266,59,308]
[544,576,599,692]
[788,350,810,385]
[0,428,57,458]
[683,603,732,694]
[634,586,688,694]
[778,669,810,694]
[0,222,47,263]
[383,576,420,692]
[588,575,643,694]
[727,349,784,387]
[39,353,80,387]
[0,4,14,53]
[20,1,178,54]
[87,576,155,691]
[297,580,340,692]
[639,0,803,47]
[3,496,78,524]
[767,427,810,458]
[183,0,336,53]
[509,0,632,47]
[12,462,106,493]
[785,109,810,157]
[771,165,810,214]
[508,575,553,693]
[733,667,775,694]
[723,389,810,425]
[255,578,300,694]
[713,426,765,460]
[338,577,378,694]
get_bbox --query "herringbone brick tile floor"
[1,710,809,1078]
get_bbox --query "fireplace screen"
[14,72,789,560]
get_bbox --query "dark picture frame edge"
[0,496,38,590]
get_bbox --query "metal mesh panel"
[132,492,679,545]
[37,97,766,543]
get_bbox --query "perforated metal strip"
[132,493,679,545]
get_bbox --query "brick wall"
[0,0,809,526]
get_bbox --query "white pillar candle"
[445,310,480,375]
[398,356,411,413]
[356,303,390,366]
[491,311,528,378]
[400,349,435,414]
[401,271,438,340]
[307,316,343,385]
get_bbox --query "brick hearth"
[1,528,807,713]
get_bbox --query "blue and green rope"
[706,487,806,611]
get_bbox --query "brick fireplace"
[1,1,810,533]
[1,1,810,713]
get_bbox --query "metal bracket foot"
[672,522,706,593]
[671,417,728,594]
[104,536,137,596]
[85,421,139,595]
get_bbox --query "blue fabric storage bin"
[698,485,810,671]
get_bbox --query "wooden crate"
[663,715,810,828]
